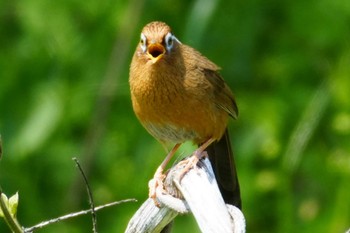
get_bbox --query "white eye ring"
[165,32,179,52]
[140,33,147,52]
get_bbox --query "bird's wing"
[203,69,238,119]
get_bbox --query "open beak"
[147,43,166,63]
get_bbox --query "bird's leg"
[178,138,216,180]
[149,143,181,203]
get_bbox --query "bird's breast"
[129,56,228,144]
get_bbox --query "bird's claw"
[177,150,208,180]
[148,150,208,206]
[148,171,166,207]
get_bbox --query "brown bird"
[129,21,241,208]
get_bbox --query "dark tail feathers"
[206,129,241,209]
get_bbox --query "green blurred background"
[1,0,350,232]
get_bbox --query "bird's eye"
[140,33,147,52]
[165,32,176,52]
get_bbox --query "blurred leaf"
[10,82,63,159]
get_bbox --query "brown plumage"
[129,21,241,208]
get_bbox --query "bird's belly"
[131,79,228,144]
[143,122,199,143]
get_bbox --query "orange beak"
[147,43,166,63]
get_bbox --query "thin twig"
[24,199,137,233]
[72,157,97,233]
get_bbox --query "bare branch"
[125,157,245,233]
[24,199,137,233]
[73,157,97,233]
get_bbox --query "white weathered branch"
[125,157,245,233]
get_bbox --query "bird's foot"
[177,150,208,181]
[148,167,166,207]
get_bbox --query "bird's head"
[137,21,181,64]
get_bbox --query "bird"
[129,21,241,208]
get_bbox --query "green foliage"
[1,0,349,232]
[0,192,19,218]
[0,192,22,233]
